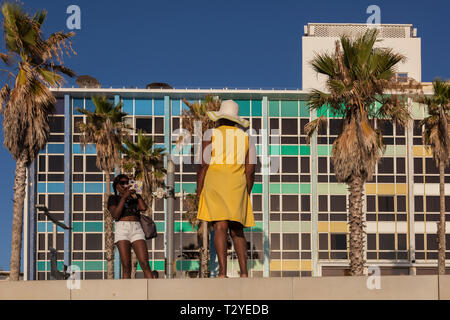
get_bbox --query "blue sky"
[0,0,449,270]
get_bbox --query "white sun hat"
[207,100,250,128]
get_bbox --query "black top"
[107,194,142,221]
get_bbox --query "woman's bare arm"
[245,138,256,194]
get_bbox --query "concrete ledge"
[0,275,445,300]
[0,280,70,300]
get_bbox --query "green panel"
[252,100,262,116]
[396,145,406,156]
[236,100,250,116]
[244,221,263,232]
[384,145,395,156]
[155,222,165,232]
[269,221,281,232]
[317,104,328,117]
[137,260,165,271]
[72,222,83,232]
[269,100,279,117]
[282,184,299,194]
[269,145,280,155]
[330,183,348,194]
[174,222,197,232]
[282,221,300,232]
[73,260,83,271]
[299,101,310,117]
[252,183,262,194]
[299,146,311,155]
[281,101,298,117]
[317,145,330,156]
[281,145,298,155]
[181,183,196,193]
[86,222,103,232]
[270,183,280,193]
[300,222,311,232]
[256,145,262,155]
[85,261,104,271]
[299,184,312,194]
[177,260,200,271]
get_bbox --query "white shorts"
[115,221,146,244]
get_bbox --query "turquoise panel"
[281,145,298,155]
[85,99,96,112]
[252,183,262,194]
[123,98,133,114]
[73,144,96,154]
[299,101,310,117]
[182,183,196,193]
[85,222,103,232]
[38,183,46,193]
[281,101,298,117]
[47,144,65,154]
[47,183,64,193]
[269,101,279,117]
[73,98,83,115]
[299,146,311,155]
[176,260,199,271]
[154,99,164,115]
[135,99,152,115]
[72,222,83,232]
[73,183,84,193]
[252,100,262,117]
[155,222,165,232]
[85,261,104,271]
[85,183,103,193]
[172,99,181,116]
[236,100,250,116]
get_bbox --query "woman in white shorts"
[108,174,156,279]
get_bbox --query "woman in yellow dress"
[197,100,256,278]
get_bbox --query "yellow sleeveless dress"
[197,125,255,228]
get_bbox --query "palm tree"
[305,29,411,276]
[121,130,166,278]
[0,2,75,281]
[418,79,450,275]
[76,96,128,279]
[180,95,220,277]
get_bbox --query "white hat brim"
[207,111,250,128]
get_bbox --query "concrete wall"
[1,275,449,300]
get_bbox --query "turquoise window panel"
[182,183,196,193]
[38,183,46,193]
[175,183,180,193]
[251,100,262,117]
[154,99,164,115]
[73,144,96,154]
[236,100,250,116]
[282,184,298,194]
[174,222,197,232]
[269,145,280,155]
[47,183,64,193]
[85,261,104,271]
[155,222,165,232]
[85,183,104,193]
[135,99,152,115]
[172,99,181,116]
[269,101,279,117]
[281,101,298,117]
[37,222,52,232]
[155,144,165,150]
[281,145,298,155]
[37,261,65,271]
[72,222,83,232]
[317,145,331,156]
[123,98,133,114]
[72,261,84,271]
[317,104,328,117]
[85,222,103,232]
[85,99,96,112]
[47,144,64,154]
[252,183,262,194]
[300,184,312,194]
[299,146,311,155]
[176,260,199,271]
[73,98,83,115]
[182,100,190,111]
[269,183,280,193]
[39,147,47,154]
[299,101,310,117]
[73,183,84,193]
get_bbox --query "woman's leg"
[213,221,229,278]
[116,240,132,279]
[132,239,155,279]
[229,221,248,277]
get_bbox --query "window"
[330,196,346,212]
[49,117,64,133]
[396,72,408,82]
[86,195,103,211]
[330,234,347,250]
[301,234,311,250]
[270,234,280,250]
[86,156,100,172]
[74,156,83,172]
[281,119,297,135]
[319,234,328,250]
[301,195,310,212]
[367,234,376,250]
[283,234,299,250]
[74,195,83,211]
[282,195,298,212]
[48,156,64,172]
[329,119,342,135]
[378,196,394,212]
[48,195,64,211]
[282,157,298,173]
[136,118,152,133]
[379,234,395,250]
[367,195,376,212]
[85,234,102,250]
[378,158,394,174]
[396,158,405,174]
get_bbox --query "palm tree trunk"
[104,171,114,279]
[9,154,28,281]
[438,161,446,275]
[348,175,365,276]
[199,221,209,278]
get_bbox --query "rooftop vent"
[305,23,415,39]
[76,75,101,88]
[146,82,173,89]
